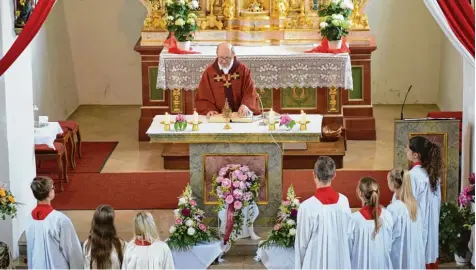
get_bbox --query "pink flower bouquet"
[279,114,296,130]
[174,114,187,131]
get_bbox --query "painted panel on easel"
[148,67,164,101]
[281,87,316,109]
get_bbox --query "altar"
[147,113,323,221]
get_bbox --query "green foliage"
[165,0,198,42]
[0,186,19,220]
[167,226,219,251]
[439,202,475,257]
[174,121,187,131]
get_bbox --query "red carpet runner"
[52,170,392,210]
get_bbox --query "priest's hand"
[207,111,219,117]
[238,105,250,117]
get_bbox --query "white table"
[156,45,353,91]
[34,122,63,149]
[256,246,295,269]
[171,241,224,269]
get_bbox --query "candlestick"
[164,112,171,124]
[300,110,307,123]
[268,109,275,123]
[193,111,199,124]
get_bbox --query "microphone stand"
[400,85,412,120]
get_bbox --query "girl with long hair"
[122,211,174,269]
[387,169,425,269]
[406,136,442,268]
[84,205,126,269]
[350,177,393,269]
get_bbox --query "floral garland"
[167,184,218,251]
[259,185,300,248]
[0,183,18,220]
[211,164,261,244]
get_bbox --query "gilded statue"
[140,0,167,31]
[200,0,224,30]
[272,0,289,18]
[350,0,369,29]
[222,0,235,19]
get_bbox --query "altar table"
[156,45,353,91]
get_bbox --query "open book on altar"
[207,112,253,123]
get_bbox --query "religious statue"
[14,0,36,34]
[272,0,289,18]
[140,0,167,31]
[222,0,235,19]
[350,0,369,29]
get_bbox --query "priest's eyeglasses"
[218,56,232,61]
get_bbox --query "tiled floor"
[38,104,455,269]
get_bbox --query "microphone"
[400,85,412,120]
[256,93,267,126]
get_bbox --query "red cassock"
[195,58,260,115]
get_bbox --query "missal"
[207,112,253,123]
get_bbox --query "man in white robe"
[294,156,353,269]
[26,176,83,269]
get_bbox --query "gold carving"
[200,0,224,30]
[327,85,338,113]
[286,3,313,29]
[222,0,235,19]
[140,0,167,31]
[247,0,265,12]
[271,0,289,18]
[172,88,182,113]
[222,99,232,129]
[350,0,369,30]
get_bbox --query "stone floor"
[22,104,467,269]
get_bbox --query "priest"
[195,42,260,117]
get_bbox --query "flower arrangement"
[0,183,18,220]
[167,184,219,251]
[279,114,296,130]
[165,0,199,42]
[211,164,261,243]
[318,0,353,41]
[174,114,187,131]
[439,202,475,257]
[259,185,300,248]
[458,173,475,208]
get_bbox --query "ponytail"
[408,136,442,193]
[358,177,381,239]
[370,190,381,239]
[400,170,418,221]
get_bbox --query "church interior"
[0,0,474,268]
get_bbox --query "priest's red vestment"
[195,58,260,115]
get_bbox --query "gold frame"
[148,66,165,102]
[408,132,448,201]
[348,65,364,101]
[202,153,269,205]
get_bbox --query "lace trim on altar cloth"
[156,54,353,91]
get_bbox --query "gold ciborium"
[222,99,232,130]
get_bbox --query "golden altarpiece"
[135,0,376,141]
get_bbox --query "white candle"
[300,110,307,123]
[164,112,170,124]
[193,111,199,124]
[268,109,275,123]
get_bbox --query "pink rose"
[234,200,243,210]
[219,168,227,177]
[216,176,223,183]
[225,195,234,204]
[274,224,281,231]
[222,179,231,188]
[199,223,207,231]
[190,200,197,206]
[233,181,241,188]
[283,200,291,206]
[233,170,242,178]
[243,193,252,201]
[238,174,248,181]
[239,181,247,190]
[241,166,249,172]
[175,218,183,225]
[233,189,243,199]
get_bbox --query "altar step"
[344,117,376,140]
[162,138,345,170]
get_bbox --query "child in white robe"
[405,136,442,269]
[122,211,175,269]
[294,156,353,269]
[350,176,393,269]
[26,176,83,269]
[387,169,425,269]
[83,205,127,269]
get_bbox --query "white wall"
[0,0,37,257]
[366,0,443,104]
[31,0,79,120]
[62,0,145,105]
[461,60,475,185]
[437,37,463,111]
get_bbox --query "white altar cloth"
[171,241,224,269]
[256,246,295,269]
[34,122,63,150]
[146,114,323,135]
[157,45,353,91]
[218,203,260,242]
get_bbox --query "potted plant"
[318,0,353,49]
[440,202,475,265]
[279,114,296,131]
[0,183,19,220]
[165,0,199,51]
[459,173,475,213]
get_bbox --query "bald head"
[216,42,235,68]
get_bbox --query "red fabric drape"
[438,0,475,57]
[0,0,56,76]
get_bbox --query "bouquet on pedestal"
[0,183,19,220]
[167,184,219,251]
[259,185,300,248]
[211,164,261,244]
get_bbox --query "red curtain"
[0,0,56,76]
[438,0,475,57]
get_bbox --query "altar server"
[195,42,260,117]
[350,176,393,269]
[26,176,83,269]
[122,211,175,269]
[387,169,425,269]
[294,156,352,269]
[84,205,126,269]
[406,136,442,268]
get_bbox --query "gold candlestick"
[299,120,310,131]
[269,121,277,131]
[160,121,173,131]
[222,98,232,130]
[188,121,203,131]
